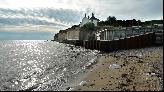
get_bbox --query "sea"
[0,40,100,91]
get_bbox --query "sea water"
[0,40,99,91]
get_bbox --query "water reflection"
[0,40,99,91]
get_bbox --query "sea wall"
[79,29,96,40]
[54,26,163,51]
[67,29,80,40]
[58,31,67,42]
[63,32,156,52]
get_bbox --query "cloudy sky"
[0,0,163,40]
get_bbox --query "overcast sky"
[0,0,163,39]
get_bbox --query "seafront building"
[80,13,100,27]
[55,13,100,41]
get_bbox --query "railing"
[96,27,157,41]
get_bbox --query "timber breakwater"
[54,26,163,52]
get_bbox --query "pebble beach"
[72,46,163,91]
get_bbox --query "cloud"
[0,25,59,33]
[0,8,85,31]
[0,0,8,8]
[0,0,163,28]
[74,0,163,21]
[107,0,163,20]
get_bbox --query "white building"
[80,13,100,27]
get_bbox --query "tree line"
[98,16,163,27]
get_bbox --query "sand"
[71,46,163,91]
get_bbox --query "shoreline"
[60,54,103,91]
[71,46,163,91]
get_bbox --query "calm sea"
[0,40,99,91]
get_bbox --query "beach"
[72,46,163,91]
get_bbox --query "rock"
[66,87,71,90]
[138,60,144,63]
[90,84,95,86]
[109,64,121,69]
[121,74,128,78]
[22,84,39,91]
[79,81,87,86]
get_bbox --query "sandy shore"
[71,46,163,91]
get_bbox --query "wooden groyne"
[62,32,162,52]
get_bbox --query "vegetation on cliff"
[80,22,95,31]
[98,16,163,27]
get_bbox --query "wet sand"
[72,46,163,91]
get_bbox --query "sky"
[0,0,163,40]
